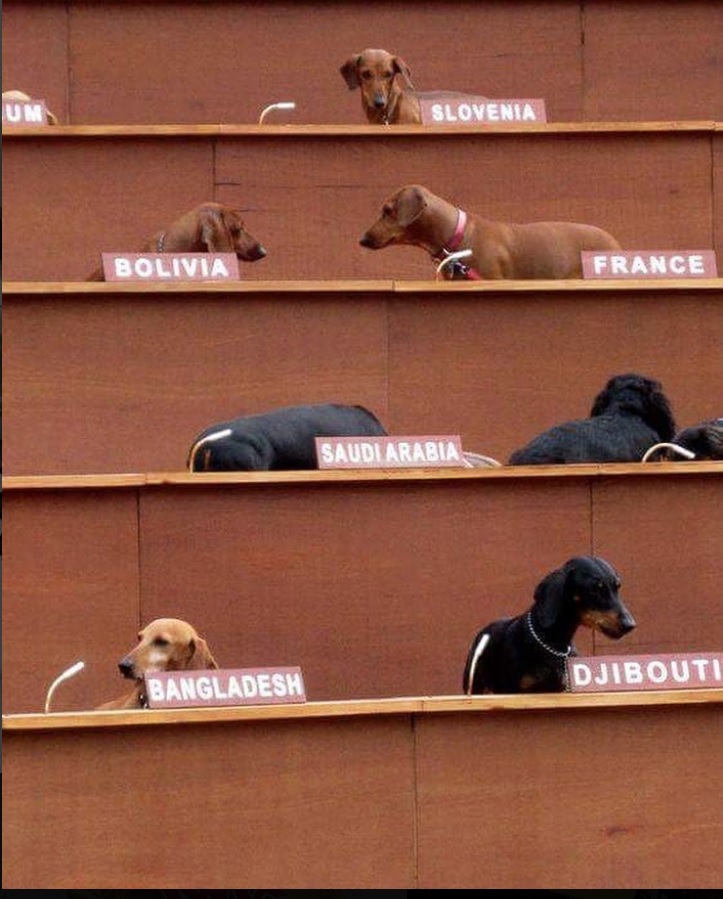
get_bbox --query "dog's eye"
[384,71,394,80]
[361,70,373,81]
[152,637,170,648]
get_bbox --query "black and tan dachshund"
[508,373,676,464]
[463,556,636,694]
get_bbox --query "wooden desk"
[3,691,721,887]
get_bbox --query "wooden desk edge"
[4,689,721,732]
[3,462,722,492]
[3,278,722,296]
[2,121,719,139]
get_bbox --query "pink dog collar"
[445,209,468,253]
[438,208,482,280]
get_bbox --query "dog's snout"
[118,658,135,678]
[359,232,375,248]
[255,245,268,259]
[373,94,387,109]
[619,611,636,634]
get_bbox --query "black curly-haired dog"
[508,373,676,464]
[463,556,636,694]
[187,402,387,471]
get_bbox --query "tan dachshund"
[340,49,487,125]
[87,202,267,280]
[97,618,219,710]
[2,89,59,124]
[360,184,621,279]
[340,49,421,124]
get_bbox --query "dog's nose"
[118,658,135,678]
[359,233,375,248]
[255,245,267,259]
[619,611,636,634]
[373,94,386,109]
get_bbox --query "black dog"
[463,556,636,694]
[187,403,387,471]
[666,418,723,460]
[508,373,676,464]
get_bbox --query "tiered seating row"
[4,279,721,475]
[4,692,721,888]
[3,124,721,281]
[4,464,720,713]
[4,0,722,124]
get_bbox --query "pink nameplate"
[144,667,306,708]
[567,652,723,692]
[316,435,465,469]
[2,98,50,125]
[582,250,717,279]
[420,97,546,125]
[102,252,240,282]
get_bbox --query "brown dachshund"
[340,49,421,124]
[97,618,219,710]
[340,49,488,125]
[87,202,267,280]
[360,184,622,280]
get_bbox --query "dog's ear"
[392,56,414,84]
[340,56,361,89]
[590,377,616,417]
[533,565,570,628]
[199,207,233,252]
[644,383,677,441]
[395,186,428,227]
[189,636,219,670]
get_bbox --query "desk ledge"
[3,462,722,492]
[3,689,721,732]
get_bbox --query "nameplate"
[316,435,465,469]
[2,98,50,125]
[581,250,717,279]
[101,252,240,282]
[420,97,547,125]
[567,652,723,692]
[144,667,306,708]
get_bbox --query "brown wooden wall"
[3,127,721,282]
[3,0,722,125]
[4,693,722,888]
[4,467,721,714]
[3,281,721,476]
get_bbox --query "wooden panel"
[415,703,723,887]
[2,288,389,475]
[387,287,723,460]
[2,138,214,282]
[1,715,416,888]
[137,478,591,702]
[583,1,723,120]
[2,129,714,281]
[592,475,723,653]
[715,132,723,252]
[5,468,720,713]
[216,131,713,282]
[1,2,69,123]
[4,283,721,475]
[4,695,721,887]
[2,490,141,714]
[5,1,721,124]
[4,0,582,126]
